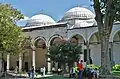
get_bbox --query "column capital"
[109,42,113,44]
[31,45,36,51]
[84,40,89,45]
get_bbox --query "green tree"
[91,0,120,75]
[47,43,81,73]
[0,3,24,71]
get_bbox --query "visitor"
[77,60,83,79]
[86,68,92,79]
[89,57,93,64]
[58,68,61,75]
[69,66,76,78]
[30,66,34,79]
[40,68,43,75]
[28,68,31,78]
[91,68,98,79]
[43,67,46,76]
[52,67,55,74]
[14,66,18,78]
[14,66,18,74]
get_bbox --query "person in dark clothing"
[28,69,31,78]
[89,57,93,64]
[30,66,34,79]
[86,68,92,79]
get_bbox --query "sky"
[0,0,94,26]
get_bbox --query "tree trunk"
[61,63,67,75]
[1,53,4,72]
[100,33,111,75]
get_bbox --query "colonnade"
[6,45,51,73]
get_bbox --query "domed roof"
[62,7,95,21]
[26,14,55,26]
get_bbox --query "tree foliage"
[93,0,120,27]
[0,3,24,55]
[47,43,82,67]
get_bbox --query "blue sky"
[0,0,93,26]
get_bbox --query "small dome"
[59,7,96,28]
[26,14,55,26]
[62,7,95,21]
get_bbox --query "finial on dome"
[82,5,89,9]
[76,4,81,7]
[39,9,44,14]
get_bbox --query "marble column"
[47,46,51,74]
[19,53,22,72]
[86,41,90,64]
[7,53,10,72]
[32,46,36,72]
[47,58,51,74]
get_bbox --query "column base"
[47,71,51,75]
[7,69,9,73]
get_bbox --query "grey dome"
[26,14,55,26]
[62,7,95,21]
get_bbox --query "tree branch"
[93,0,104,31]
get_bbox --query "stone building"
[6,7,120,72]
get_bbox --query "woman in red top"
[77,60,83,79]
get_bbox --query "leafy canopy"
[93,0,120,25]
[47,43,82,65]
[0,3,24,54]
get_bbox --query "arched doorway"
[50,37,63,46]
[70,34,84,44]
[89,32,101,65]
[34,37,47,69]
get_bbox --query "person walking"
[30,66,34,79]
[77,60,83,79]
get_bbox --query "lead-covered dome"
[63,7,95,20]
[26,14,55,26]
[59,7,96,28]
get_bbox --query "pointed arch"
[48,34,63,46]
[34,36,46,48]
[69,34,85,44]
[110,28,120,42]
[87,30,98,42]
[88,32,100,44]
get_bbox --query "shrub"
[112,64,120,71]
[87,64,100,70]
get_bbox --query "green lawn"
[112,71,120,76]
[35,75,87,79]
[35,76,74,79]
[34,71,120,79]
